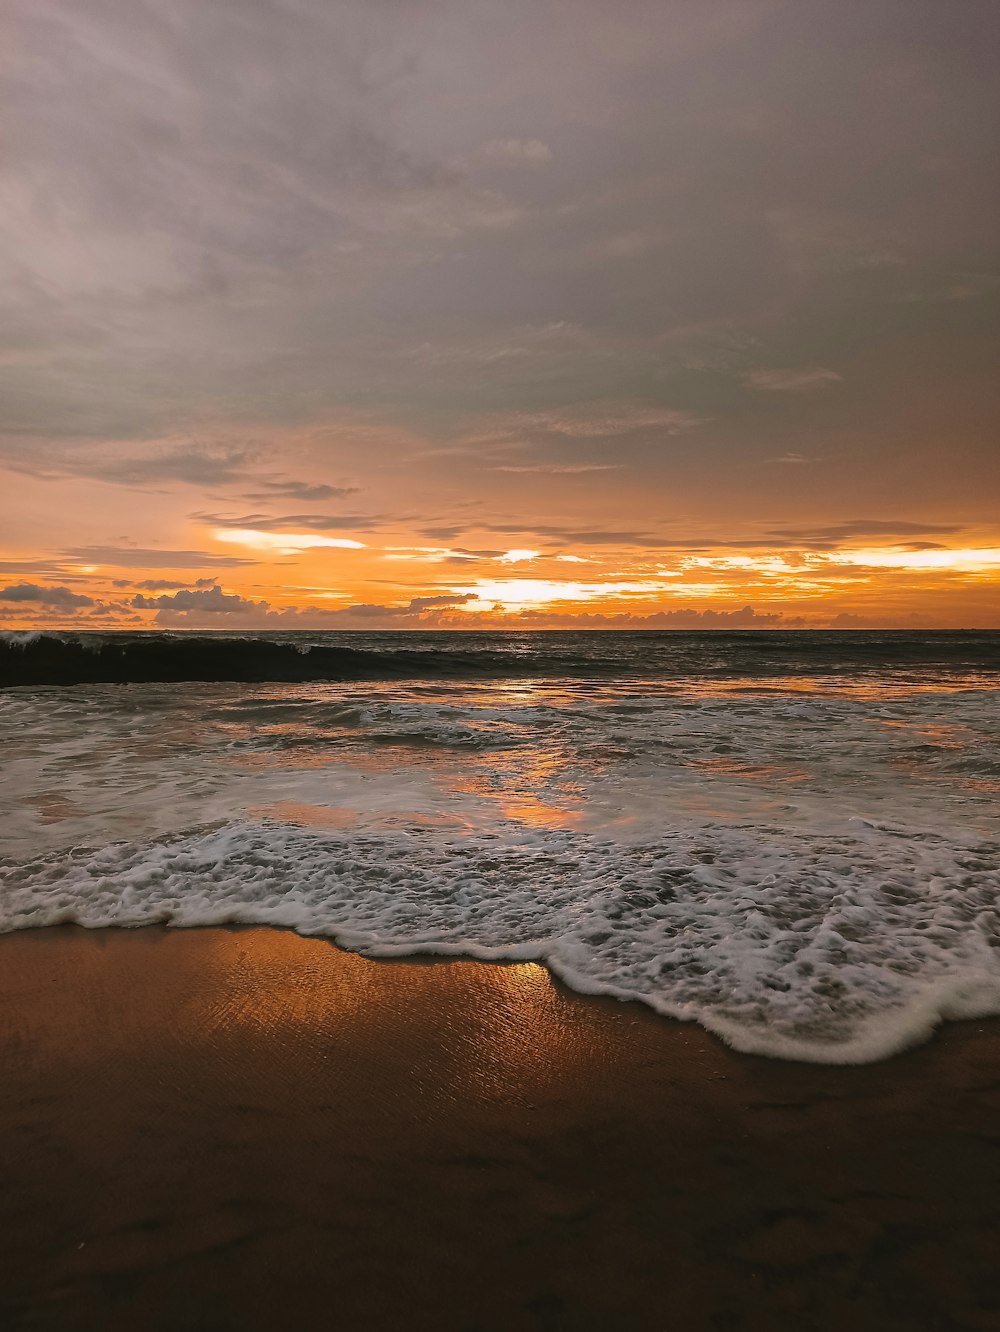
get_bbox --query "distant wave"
[0,633,519,686]
[1,629,998,687]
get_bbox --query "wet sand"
[1,926,998,1331]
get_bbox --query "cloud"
[491,463,623,474]
[514,605,788,628]
[474,524,673,546]
[335,593,478,619]
[475,138,553,168]
[0,582,94,607]
[405,593,477,612]
[766,520,964,547]
[197,512,373,532]
[419,527,469,542]
[742,368,843,392]
[112,578,219,591]
[132,586,263,613]
[141,588,477,627]
[829,612,875,627]
[83,446,255,487]
[471,406,704,444]
[383,545,502,562]
[0,559,88,579]
[64,547,256,568]
[370,602,796,629]
[10,443,257,487]
[242,481,358,502]
[417,519,980,561]
[894,272,1000,304]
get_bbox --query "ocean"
[1,628,998,1063]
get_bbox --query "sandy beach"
[2,926,998,1331]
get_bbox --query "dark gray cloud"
[284,592,476,620]
[132,586,260,612]
[112,577,219,591]
[404,593,477,613]
[83,447,255,488]
[6,445,257,488]
[2,0,997,577]
[3,2,996,450]
[418,518,973,555]
[446,548,505,560]
[64,547,256,568]
[742,368,842,393]
[420,527,466,542]
[492,463,623,475]
[0,559,87,578]
[0,582,94,607]
[242,481,358,502]
[430,523,671,546]
[766,520,964,546]
[460,523,739,548]
[196,512,374,532]
[146,588,477,626]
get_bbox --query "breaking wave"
[3,817,998,1064]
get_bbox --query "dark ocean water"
[2,628,998,686]
[1,629,998,1063]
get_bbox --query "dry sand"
[1,926,998,1331]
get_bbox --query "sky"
[2,0,998,631]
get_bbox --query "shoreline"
[3,925,999,1330]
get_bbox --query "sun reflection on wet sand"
[187,934,615,1104]
[0,926,625,1113]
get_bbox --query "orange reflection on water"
[456,680,595,711]
[493,795,581,829]
[688,757,810,781]
[249,800,359,829]
[252,799,479,834]
[25,791,82,824]
[878,721,970,748]
[451,743,584,830]
[230,749,341,771]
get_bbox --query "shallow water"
[1,631,998,1062]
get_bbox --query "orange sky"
[3,451,998,629]
[2,2,998,631]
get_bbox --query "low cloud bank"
[0,582,95,607]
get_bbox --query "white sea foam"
[0,631,43,646]
[2,815,997,1064]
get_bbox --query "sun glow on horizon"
[2,532,1000,630]
[453,578,679,611]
